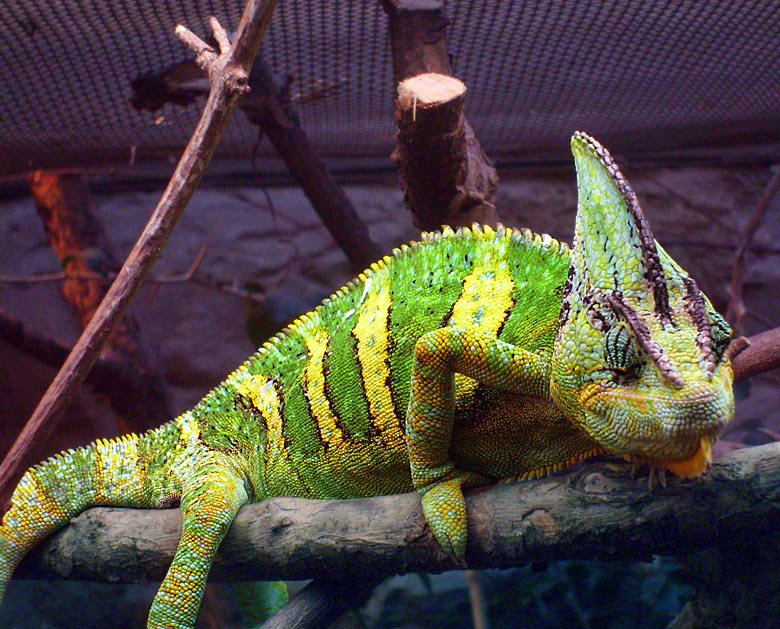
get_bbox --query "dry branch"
[0,1,278,514]
[241,59,381,269]
[15,442,780,584]
[29,171,171,433]
[727,165,780,331]
[381,1,498,230]
[729,327,780,380]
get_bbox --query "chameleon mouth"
[657,434,713,478]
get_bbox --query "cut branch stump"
[381,0,499,230]
[393,73,498,230]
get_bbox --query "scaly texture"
[0,133,735,627]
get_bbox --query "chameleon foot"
[419,476,469,564]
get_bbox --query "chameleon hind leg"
[407,327,551,561]
[147,468,248,629]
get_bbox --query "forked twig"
[0,0,278,512]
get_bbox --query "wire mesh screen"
[1,1,778,180]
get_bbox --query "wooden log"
[14,442,780,584]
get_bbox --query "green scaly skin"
[0,133,735,627]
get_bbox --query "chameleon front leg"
[148,468,248,629]
[407,326,551,561]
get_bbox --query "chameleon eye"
[604,323,643,380]
[709,311,732,362]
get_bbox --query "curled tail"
[0,422,181,600]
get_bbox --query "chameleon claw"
[645,464,667,490]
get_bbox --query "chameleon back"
[194,224,572,501]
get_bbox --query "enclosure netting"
[1,1,778,180]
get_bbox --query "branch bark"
[28,172,171,434]
[729,327,780,380]
[14,442,780,584]
[381,1,498,230]
[0,1,278,515]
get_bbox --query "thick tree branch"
[15,442,780,583]
[0,1,278,514]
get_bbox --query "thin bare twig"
[0,245,208,285]
[1,244,266,306]
[149,243,209,283]
[727,166,780,331]
[0,1,278,513]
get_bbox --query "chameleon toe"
[420,478,468,562]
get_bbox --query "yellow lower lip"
[659,435,713,478]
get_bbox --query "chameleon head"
[550,132,735,477]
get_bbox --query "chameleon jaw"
[658,434,713,478]
[625,434,714,479]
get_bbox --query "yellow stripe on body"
[448,262,515,396]
[448,263,515,333]
[354,277,403,445]
[236,373,286,457]
[303,326,345,448]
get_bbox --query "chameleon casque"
[0,133,735,627]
